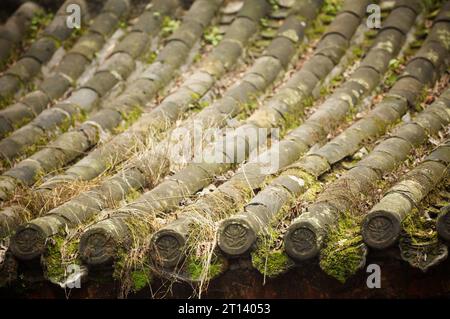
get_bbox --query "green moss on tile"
[161,16,180,38]
[319,211,366,283]
[204,26,222,46]
[186,254,224,281]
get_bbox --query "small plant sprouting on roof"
[182,217,227,296]
[322,0,342,17]
[402,209,439,246]
[204,26,223,46]
[161,16,180,38]
[251,227,294,280]
[319,211,366,284]
[268,0,280,11]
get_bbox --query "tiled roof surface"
[0,0,449,298]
